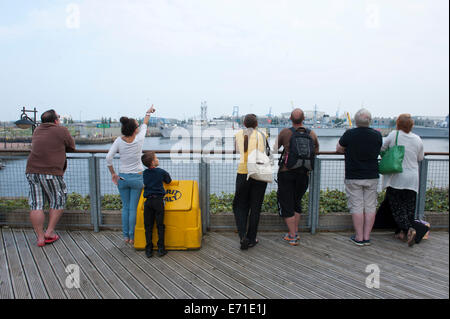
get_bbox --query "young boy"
[141,152,172,258]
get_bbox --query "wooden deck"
[0,228,448,299]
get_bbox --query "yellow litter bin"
[134,180,202,251]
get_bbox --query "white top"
[106,124,147,174]
[381,130,424,192]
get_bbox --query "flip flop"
[44,234,60,244]
[37,241,46,247]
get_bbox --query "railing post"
[88,155,100,232]
[206,160,210,232]
[416,159,428,220]
[199,156,210,234]
[307,172,314,231]
[307,171,314,233]
[310,157,321,234]
[95,156,102,230]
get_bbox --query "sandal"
[407,228,416,247]
[44,234,60,244]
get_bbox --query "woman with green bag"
[381,114,424,247]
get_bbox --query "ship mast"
[201,101,208,126]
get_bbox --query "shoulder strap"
[291,126,308,134]
[255,129,272,156]
[395,130,399,145]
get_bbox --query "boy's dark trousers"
[143,196,165,252]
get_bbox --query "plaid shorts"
[26,173,68,210]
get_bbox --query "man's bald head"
[290,108,304,125]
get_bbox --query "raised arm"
[163,170,172,184]
[143,105,156,126]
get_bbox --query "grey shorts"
[344,179,379,214]
[26,173,67,210]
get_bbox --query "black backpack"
[279,127,316,171]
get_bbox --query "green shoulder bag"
[379,130,405,174]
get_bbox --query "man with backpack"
[275,108,319,246]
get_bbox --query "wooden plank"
[69,231,137,299]
[11,230,48,298]
[23,229,84,299]
[292,232,445,299]
[320,233,450,286]
[2,229,31,298]
[241,232,399,299]
[56,231,119,299]
[162,252,228,299]
[104,232,192,299]
[108,233,210,299]
[175,252,263,299]
[213,234,373,299]
[88,231,172,299]
[327,233,450,291]
[372,235,449,268]
[172,251,247,299]
[20,230,66,299]
[311,234,448,298]
[50,231,100,299]
[78,231,154,299]
[193,238,284,299]
[296,233,442,298]
[205,234,333,299]
[247,232,409,299]
[0,228,447,300]
[212,232,387,299]
[0,229,14,299]
[370,232,450,261]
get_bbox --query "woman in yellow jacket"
[233,114,268,250]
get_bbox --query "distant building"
[439,114,449,128]
[303,110,325,120]
[372,117,394,128]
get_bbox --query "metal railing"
[0,150,448,234]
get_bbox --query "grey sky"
[0,0,448,121]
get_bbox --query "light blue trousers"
[117,173,143,240]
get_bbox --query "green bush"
[0,188,447,214]
[101,194,123,210]
[66,193,90,211]
[425,187,449,212]
[208,188,448,214]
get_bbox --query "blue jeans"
[117,173,143,240]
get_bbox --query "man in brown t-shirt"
[26,109,75,247]
[274,109,319,246]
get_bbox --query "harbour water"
[75,136,450,153]
[0,136,448,198]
